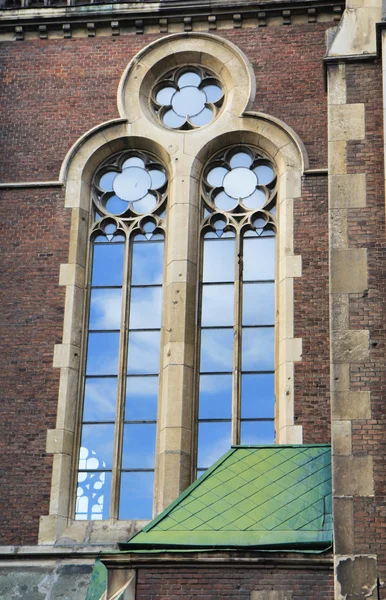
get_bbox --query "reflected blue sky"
[79,424,115,469]
[92,243,124,287]
[240,420,274,445]
[86,332,120,375]
[243,237,275,281]
[122,424,156,469]
[199,374,232,419]
[200,329,234,373]
[241,374,275,419]
[119,472,154,520]
[131,242,164,285]
[242,327,274,371]
[83,378,117,422]
[197,422,231,469]
[125,376,158,421]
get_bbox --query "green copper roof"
[85,559,107,600]
[121,445,332,552]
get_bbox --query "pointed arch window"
[196,146,277,476]
[75,150,167,521]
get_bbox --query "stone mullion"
[155,167,199,515]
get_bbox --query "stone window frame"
[39,32,306,545]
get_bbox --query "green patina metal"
[85,559,107,600]
[120,444,332,552]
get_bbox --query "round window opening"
[151,66,224,130]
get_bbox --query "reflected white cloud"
[203,238,235,282]
[89,289,122,330]
[242,328,274,371]
[127,331,161,374]
[243,283,274,326]
[83,378,117,421]
[129,287,162,329]
[201,284,234,327]
[200,329,233,373]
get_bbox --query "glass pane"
[131,241,164,285]
[242,327,274,372]
[253,164,275,185]
[125,376,158,421]
[132,193,157,214]
[119,472,154,520]
[240,420,275,445]
[172,87,206,118]
[178,71,201,88]
[149,169,167,190]
[86,332,120,375]
[206,166,228,188]
[243,237,275,281]
[200,329,233,373]
[214,191,238,211]
[92,243,124,287]
[75,471,111,520]
[201,284,234,327]
[163,110,186,129]
[79,424,115,470]
[203,84,222,103]
[197,422,231,469]
[203,238,235,282]
[223,167,257,198]
[122,424,156,469]
[83,378,117,422]
[229,152,253,169]
[99,172,116,192]
[127,331,161,375]
[156,86,175,106]
[199,374,232,419]
[241,374,275,419]
[243,188,266,210]
[189,107,213,126]
[113,167,151,202]
[89,288,122,331]
[242,283,275,326]
[105,195,128,215]
[129,287,162,329]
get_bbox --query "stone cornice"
[0,0,344,39]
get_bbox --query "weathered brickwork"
[0,23,330,184]
[294,176,330,443]
[136,565,334,599]
[345,62,386,584]
[0,188,69,544]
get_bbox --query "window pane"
[83,378,117,422]
[129,287,162,329]
[242,327,274,372]
[92,243,124,286]
[119,472,154,520]
[122,424,156,469]
[79,424,115,469]
[199,374,232,419]
[127,331,161,374]
[241,374,275,419]
[201,284,234,326]
[242,283,275,326]
[125,376,158,421]
[200,329,234,373]
[243,237,275,281]
[197,422,232,470]
[203,238,235,282]
[131,241,164,285]
[86,332,120,375]
[240,420,275,445]
[75,471,112,520]
[89,288,122,331]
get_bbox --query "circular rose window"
[152,66,224,130]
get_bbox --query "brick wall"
[136,565,334,599]
[294,175,330,443]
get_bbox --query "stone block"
[332,330,369,364]
[331,248,368,293]
[332,420,352,455]
[329,104,365,142]
[332,391,371,420]
[330,174,366,208]
[336,555,378,600]
[333,497,354,555]
[333,455,374,496]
